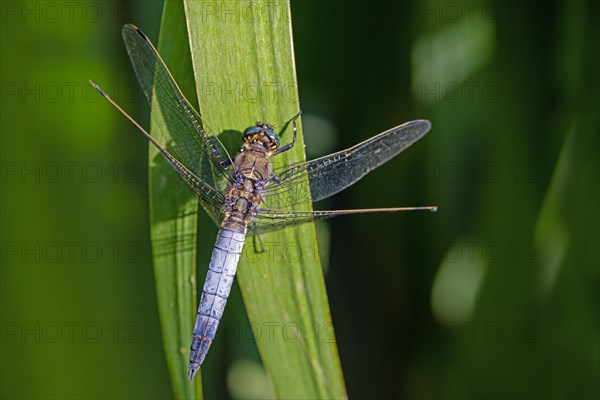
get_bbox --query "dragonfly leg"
[220,159,232,168]
[272,111,301,156]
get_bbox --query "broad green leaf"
[183,1,347,398]
[149,1,203,398]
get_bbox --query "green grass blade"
[149,1,203,398]
[183,1,347,398]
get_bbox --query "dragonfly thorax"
[242,122,281,150]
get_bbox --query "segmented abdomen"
[187,226,246,380]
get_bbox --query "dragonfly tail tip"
[187,364,200,381]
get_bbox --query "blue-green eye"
[243,126,262,136]
[264,129,281,148]
[242,124,281,149]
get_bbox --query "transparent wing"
[249,205,436,235]
[122,24,233,195]
[89,80,226,225]
[149,139,226,225]
[262,120,431,209]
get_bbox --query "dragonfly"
[90,24,436,381]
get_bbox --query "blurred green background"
[1,0,598,399]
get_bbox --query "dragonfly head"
[243,122,281,151]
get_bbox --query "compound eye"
[243,126,261,136]
[263,129,281,149]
